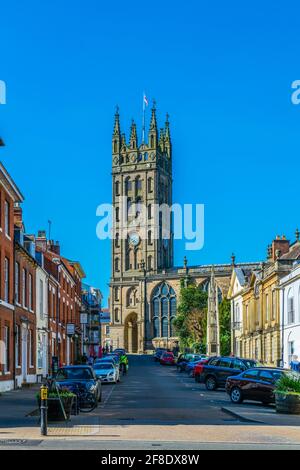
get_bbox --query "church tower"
[110,102,174,352]
[111,102,173,279]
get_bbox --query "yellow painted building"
[240,235,299,365]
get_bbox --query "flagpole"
[142,91,146,144]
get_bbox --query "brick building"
[36,232,85,367]
[14,226,38,387]
[0,159,24,392]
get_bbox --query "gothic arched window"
[151,282,177,338]
[125,177,132,195]
[148,177,153,193]
[115,232,120,248]
[114,308,120,322]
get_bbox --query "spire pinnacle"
[113,105,121,136]
[130,119,138,149]
[149,102,157,131]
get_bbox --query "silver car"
[93,362,120,383]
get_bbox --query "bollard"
[40,384,48,436]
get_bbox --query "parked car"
[55,365,102,402]
[197,356,260,390]
[176,354,203,372]
[113,348,126,356]
[154,348,167,361]
[185,356,209,377]
[160,351,175,365]
[95,356,118,366]
[194,357,214,381]
[93,362,120,384]
[225,367,292,405]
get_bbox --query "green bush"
[275,373,300,395]
[36,387,76,400]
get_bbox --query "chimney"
[49,240,60,256]
[14,202,23,228]
[36,230,47,252]
[271,235,290,261]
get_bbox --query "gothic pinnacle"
[113,105,121,136]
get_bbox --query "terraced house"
[0,153,24,392]
[239,234,300,366]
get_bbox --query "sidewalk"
[222,404,300,426]
[0,385,39,428]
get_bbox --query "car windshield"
[56,368,93,380]
[243,360,259,369]
[94,363,114,370]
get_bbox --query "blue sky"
[1,0,300,303]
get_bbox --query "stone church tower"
[109,104,258,354]
[110,103,174,352]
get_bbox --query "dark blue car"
[55,365,102,403]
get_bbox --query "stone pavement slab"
[222,404,300,426]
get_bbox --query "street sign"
[80,313,88,324]
[66,323,75,335]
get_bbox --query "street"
[1,355,300,450]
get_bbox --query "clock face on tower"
[129,232,140,247]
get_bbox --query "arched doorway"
[125,313,138,353]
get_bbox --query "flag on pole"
[143,94,149,107]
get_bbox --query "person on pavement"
[120,354,129,375]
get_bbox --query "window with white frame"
[40,279,44,319]
[272,290,276,320]
[28,274,33,310]
[265,293,269,322]
[4,257,9,302]
[287,288,295,324]
[22,268,26,306]
[288,341,295,366]
[4,326,9,373]
[15,262,20,304]
[4,200,9,236]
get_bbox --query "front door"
[21,325,28,383]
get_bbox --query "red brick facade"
[0,162,24,391]
[14,244,37,386]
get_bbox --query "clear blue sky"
[1,0,300,303]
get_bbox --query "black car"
[198,356,259,391]
[55,365,102,402]
[226,367,292,405]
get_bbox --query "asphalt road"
[2,355,300,450]
[99,354,233,426]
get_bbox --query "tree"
[219,298,231,356]
[173,281,208,352]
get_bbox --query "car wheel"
[98,391,102,402]
[205,376,217,391]
[230,387,243,404]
